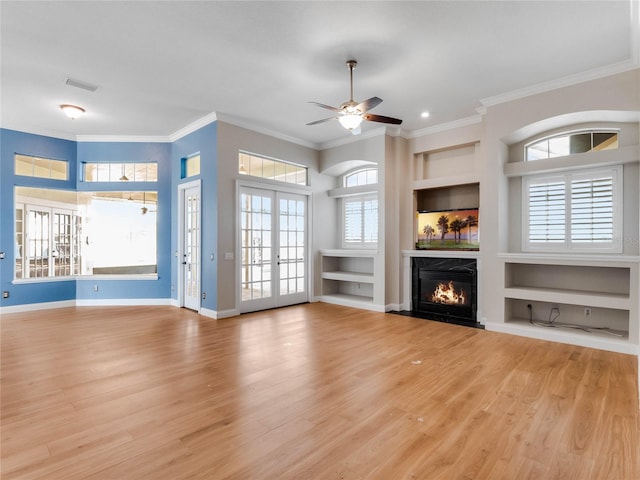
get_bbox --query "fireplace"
[412,257,477,324]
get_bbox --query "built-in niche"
[414,183,480,248]
[415,183,479,211]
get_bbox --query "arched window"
[522,128,623,253]
[525,130,618,161]
[343,168,377,187]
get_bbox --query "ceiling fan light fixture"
[338,113,363,131]
[60,104,85,119]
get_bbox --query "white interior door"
[181,184,201,311]
[239,186,307,313]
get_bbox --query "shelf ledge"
[485,319,637,355]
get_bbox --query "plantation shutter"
[527,180,566,244]
[571,174,614,243]
[343,195,378,246]
[344,199,363,243]
[523,166,621,252]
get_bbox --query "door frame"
[178,179,202,311]
[235,179,313,314]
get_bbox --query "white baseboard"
[0,299,76,314]
[1,298,173,314]
[385,303,402,312]
[75,298,173,307]
[199,307,239,319]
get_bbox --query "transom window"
[238,152,307,185]
[182,154,200,178]
[15,154,68,180]
[525,130,618,161]
[83,162,158,182]
[523,166,622,253]
[343,168,377,187]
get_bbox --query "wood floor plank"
[1,303,638,479]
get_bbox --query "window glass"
[343,168,378,187]
[83,162,158,182]
[183,154,200,178]
[15,154,69,180]
[238,152,307,186]
[14,187,158,279]
[526,131,619,161]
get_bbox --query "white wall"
[215,121,327,313]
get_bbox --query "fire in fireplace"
[412,257,477,324]
[431,280,467,305]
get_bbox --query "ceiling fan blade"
[306,117,337,126]
[308,101,342,112]
[363,113,402,125]
[356,96,382,113]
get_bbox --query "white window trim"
[522,165,623,254]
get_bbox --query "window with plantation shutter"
[523,166,621,253]
[343,195,378,247]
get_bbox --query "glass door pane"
[240,190,273,303]
[278,194,306,297]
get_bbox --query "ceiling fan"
[307,60,402,135]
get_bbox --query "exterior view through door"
[181,184,201,311]
[240,187,307,313]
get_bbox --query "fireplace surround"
[412,257,478,325]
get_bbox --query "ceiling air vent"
[65,77,98,92]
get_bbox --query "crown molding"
[0,123,78,142]
[480,60,639,108]
[407,115,483,139]
[167,112,218,142]
[76,134,172,143]
[216,113,318,150]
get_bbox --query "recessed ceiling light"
[421,111,430,118]
[60,104,85,119]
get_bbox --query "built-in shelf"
[320,249,382,312]
[322,271,374,283]
[503,286,630,310]
[493,253,640,354]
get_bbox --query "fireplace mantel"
[402,249,480,259]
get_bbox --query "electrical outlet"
[0,251,5,260]
[202,292,206,300]
[93,284,99,292]
[2,291,9,299]
[584,307,592,317]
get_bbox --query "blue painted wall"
[171,122,218,311]
[0,129,176,306]
[0,129,78,306]
[76,141,172,300]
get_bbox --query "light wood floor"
[1,303,638,479]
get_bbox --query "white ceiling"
[1,1,638,148]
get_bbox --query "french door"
[180,183,201,311]
[239,186,307,313]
